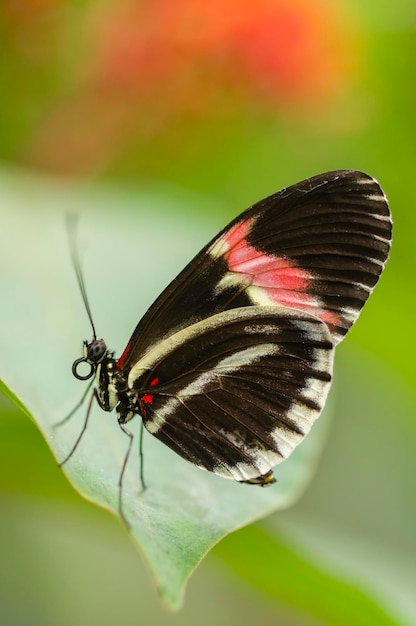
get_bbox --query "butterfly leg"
[58,386,98,466]
[138,421,146,493]
[117,420,134,529]
[54,377,95,428]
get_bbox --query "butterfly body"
[68,170,392,495]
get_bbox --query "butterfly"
[61,170,392,520]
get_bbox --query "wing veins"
[203,393,284,455]
[217,386,306,436]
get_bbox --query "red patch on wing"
[117,342,131,369]
[222,219,342,327]
[317,309,341,326]
[141,379,159,405]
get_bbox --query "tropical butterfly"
[60,170,392,521]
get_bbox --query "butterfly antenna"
[67,214,97,340]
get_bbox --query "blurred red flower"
[23,0,359,176]
[93,0,356,107]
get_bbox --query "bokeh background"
[1,1,415,625]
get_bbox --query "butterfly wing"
[127,307,333,483]
[118,170,391,370]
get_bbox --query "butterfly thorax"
[72,337,143,426]
[95,357,120,412]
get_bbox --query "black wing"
[128,307,334,483]
[118,170,391,369]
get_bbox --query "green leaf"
[0,379,32,422]
[214,524,401,626]
[0,170,333,608]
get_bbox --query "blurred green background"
[1,1,415,625]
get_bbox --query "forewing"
[128,307,334,483]
[119,170,391,370]
[210,170,391,344]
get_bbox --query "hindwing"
[128,307,334,483]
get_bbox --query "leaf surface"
[0,171,332,607]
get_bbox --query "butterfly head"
[72,338,108,381]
